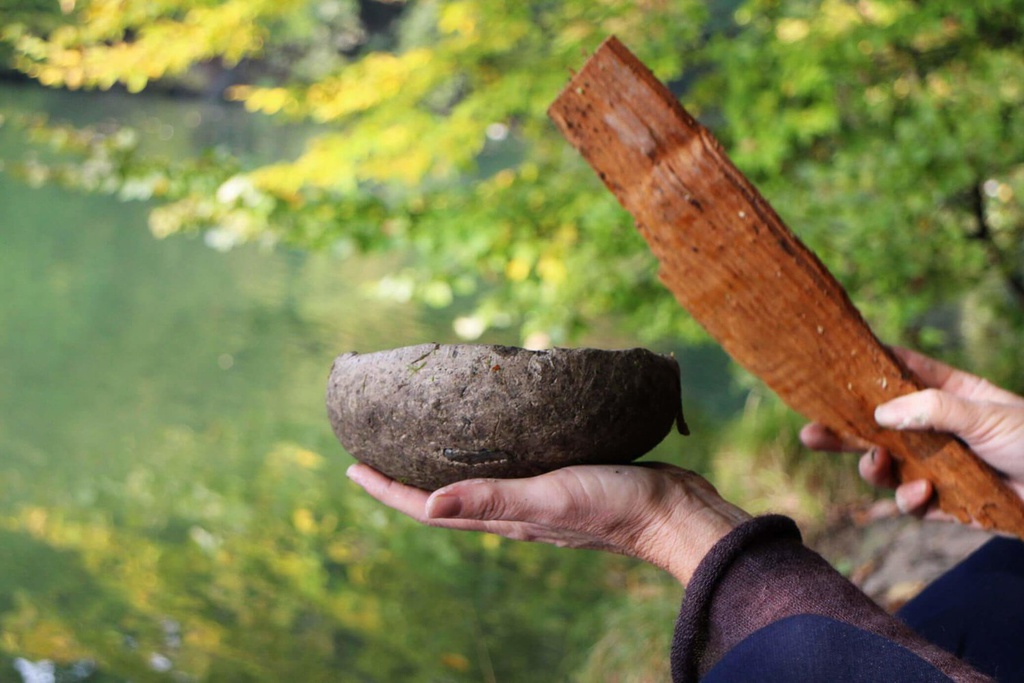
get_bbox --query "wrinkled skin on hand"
[347,462,751,586]
[801,346,1024,520]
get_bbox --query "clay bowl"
[326,343,686,490]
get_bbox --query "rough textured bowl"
[326,343,686,490]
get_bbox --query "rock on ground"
[810,500,994,612]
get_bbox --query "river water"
[0,82,738,682]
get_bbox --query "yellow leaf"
[292,508,316,535]
[505,257,531,282]
[555,223,578,246]
[537,255,567,286]
[818,0,863,37]
[439,3,476,36]
[440,653,471,672]
[493,169,515,188]
[292,447,324,470]
[775,18,810,44]
[326,540,352,563]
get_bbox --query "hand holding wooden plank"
[548,36,1024,538]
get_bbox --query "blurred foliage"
[3,0,1023,381]
[708,386,872,525]
[2,1,1024,678]
[1,0,1022,375]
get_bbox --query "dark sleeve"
[670,515,991,683]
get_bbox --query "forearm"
[670,516,990,682]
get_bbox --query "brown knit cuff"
[670,515,802,683]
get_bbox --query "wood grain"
[548,36,1024,537]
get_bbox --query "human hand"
[801,347,1024,519]
[346,462,751,586]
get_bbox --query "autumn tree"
[2,0,1023,384]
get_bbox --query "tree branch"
[967,181,1024,309]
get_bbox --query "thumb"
[425,476,579,523]
[875,388,989,441]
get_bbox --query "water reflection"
[0,82,737,682]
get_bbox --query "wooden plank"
[548,36,1024,537]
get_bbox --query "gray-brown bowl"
[326,343,686,490]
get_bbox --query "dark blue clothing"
[672,517,1017,682]
[898,537,1024,681]
[703,615,954,682]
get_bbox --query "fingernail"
[895,480,930,514]
[345,464,362,484]
[426,494,463,519]
[875,402,924,429]
[874,403,900,427]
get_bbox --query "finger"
[890,347,959,390]
[426,470,587,523]
[895,492,1001,527]
[347,464,542,534]
[347,463,431,517]
[893,480,977,524]
[858,447,899,489]
[799,423,845,451]
[799,423,874,453]
[894,479,933,516]
[346,463,479,528]
[891,346,1024,406]
[875,388,998,438]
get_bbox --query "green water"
[0,83,738,682]
[0,82,436,508]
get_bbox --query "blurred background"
[0,1,1022,680]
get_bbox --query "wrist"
[650,501,753,585]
